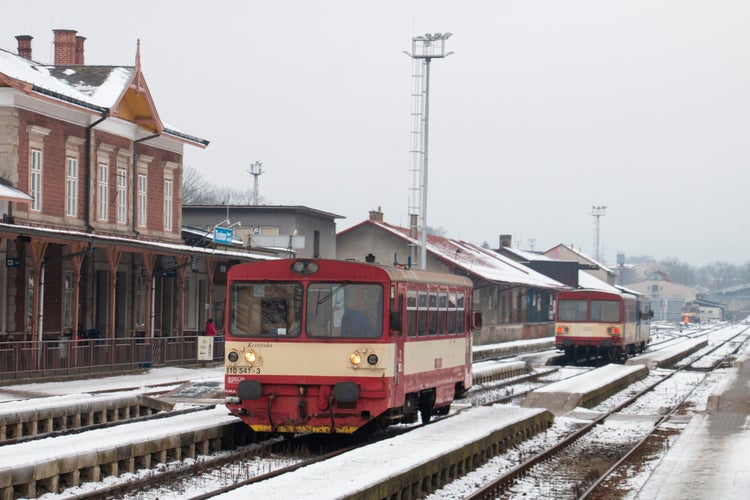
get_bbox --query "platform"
[636,347,750,499]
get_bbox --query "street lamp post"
[406,33,453,270]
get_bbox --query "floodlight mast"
[405,32,453,270]
[591,205,607,262]
[248,161,264,205]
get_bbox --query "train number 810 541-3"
[225,366,261,375]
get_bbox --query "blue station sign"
[213,227,234,245]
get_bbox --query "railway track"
[462,325,749,499]
[39,352,565,498]
[7,327,744,499]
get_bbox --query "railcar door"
[391,286,408,395]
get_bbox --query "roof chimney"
[369,206,383,222]
[499,234,512,248]
[15,35,33,60]
[75,35,86,64]
[53,29,77,65]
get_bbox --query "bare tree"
[182,165,261,205]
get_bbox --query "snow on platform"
[0,405,237,471]
[637,343,750,499]
[707,346,750,413]
[214,405,552,500]
[626,337,707,369]
[521,364,648,414]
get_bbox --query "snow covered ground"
[1,329,747,500]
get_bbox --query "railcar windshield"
[558,300,587,321]
[229,282,303,337]
[558,298,621,322]
[307,283,383,338]
[590,300,620,322]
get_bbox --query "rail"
[0,336,225,382]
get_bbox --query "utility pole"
[405,33,453,270]
[247,161,264,205]
[591,205,607,262]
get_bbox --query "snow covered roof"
[500,246,554,262]
[577,270,620,292]
[545,243,615,274]
[0,222,274,262]
[0,182,32,202]
[341,221,566,289]
[0,45,208,147]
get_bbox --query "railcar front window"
[591,300,620,322]
[307,283,383,338]
[229,283,302,337]
[558,300,587,321]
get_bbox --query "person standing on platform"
[205,318,217,336]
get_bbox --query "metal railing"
[0,336,225,382]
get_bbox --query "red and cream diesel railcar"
[223,258,477,434]
[555,289,651,362]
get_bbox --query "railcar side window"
[406,290,418,337]
[229,283,302,337]
[457,293,465,332]
[417,292,428,336]
[591,300,620,322]
[558,300,587,321]
[307,283,383,338]
[448,293,457,333]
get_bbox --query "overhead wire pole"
[404,33,453,270]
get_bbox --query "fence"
[0,336,225,382]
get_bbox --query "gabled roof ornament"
[134,39,145,94]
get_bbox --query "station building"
[0,29,268,378]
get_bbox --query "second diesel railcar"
[223,258,477,434]
[681,302,701,324]
[555,289,651,362]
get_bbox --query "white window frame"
[138,174,147,228]
[98,163,108,221]
[116,168,127,224]
[163,179,173,231]
[66,157,78,217]
[30,149,42,212]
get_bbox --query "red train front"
[223,259,475,434]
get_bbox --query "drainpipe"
[131,134,159,236]
[85,112,109,231]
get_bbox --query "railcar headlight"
[349,351,362,366]
[228,351,239,362]
[291,260,319,274]
[367,353,379,366]
[244,350,258,363]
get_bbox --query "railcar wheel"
[606,348,617,363]
[434,405,450,416]
[419,391,436,425]
[419,405,432,425]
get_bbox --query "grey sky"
[2,1,748,267]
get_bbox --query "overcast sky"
[2,1,748,267]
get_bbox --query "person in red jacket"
[205,318,217,336]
